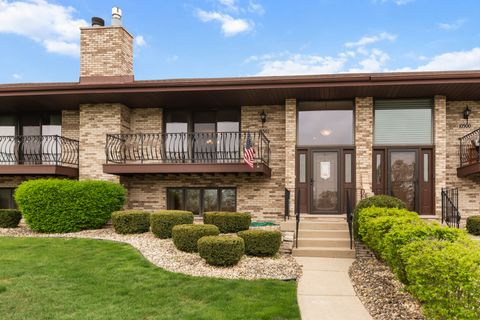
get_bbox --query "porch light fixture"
[260,110,267,125]
[463,106,472,120]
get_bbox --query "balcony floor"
[103,163,271,177]
[457,162,480,178]
[0,165,79,178]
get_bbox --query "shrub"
[401,239,480,320]
[466,215,480,235]
[14,179,126,233]
[238,229,282,257]
[353,195,406,239]
[150,210,193,239]
[172,224,220,252]
[382,221,466,282]
[112,211,150,234]
[203,212,251,233]
[0,209,22,228]
[197,235,245,266]
[357,207,419,251]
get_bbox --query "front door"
[373,147,434,215]
[311,151,339,213]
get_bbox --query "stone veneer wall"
[355,97,374,200]
[61,110,80,141]
[80,26,133,79]
[124,104,287,221]
[79,104,130,181]
[445,100,480,222]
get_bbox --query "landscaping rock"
[349,258,424,320]
[0,225,301,281]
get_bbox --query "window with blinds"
[374,99,433,145]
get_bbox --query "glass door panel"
[20,115,41,164]
[311,151,339,213]
[389,151,417,211]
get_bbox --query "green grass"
[0,237,299,320]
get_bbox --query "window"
[0,188,16,209]
[297,110,354,145]
[167,188,237,215]
[374,99,432,145]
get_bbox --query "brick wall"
[124,104,288,221]
[130,108,163,133]
[79,103,130,181]
[445,100,480,222]
[355,97,374,200]
[61,110,80,140]
[80,26,133,79]
[434,96,447,217]
[285,99,297,214]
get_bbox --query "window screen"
[374,99,432,145]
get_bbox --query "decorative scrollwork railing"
[0,135,79,167]
[459,128,480,167]
[441,187,461,228]
[106,131,270,165]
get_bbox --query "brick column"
[61,110,80,141]
[355,97,374,201]
[285,99,297,213]
[79,103,130,181]
[434,95,447,216]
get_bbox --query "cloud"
[437,19,467,31]
[415,47,480,71]
[0,0,88,57]
[372,0,415,5]
[12,73,21,80]
[166,55,179,63]
[248,0,265,15]
[135,35,146,47]
[196,9,252,36]
[218,0,239,12]
[345,32,396,48]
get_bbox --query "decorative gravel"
[0,226,301,281]
[349,258,424,320]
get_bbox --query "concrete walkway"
[295,257,372,320]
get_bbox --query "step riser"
[298,231,350,238]
[297,239,351,248]
[293,249,355,259]
[281,222,348,231]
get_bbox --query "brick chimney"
[79,7,134,84]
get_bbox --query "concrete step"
[293,247,355,259]
[299,229,351,238]
[281,221,348,231]
[297,237,351,248]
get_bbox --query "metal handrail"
[106,131,270,165]
[295,188,301,248]
[284,188,291,221]
[346,189,354,249]
[0,135,79,167]
[441,187,461,228]
[459,128,480,167]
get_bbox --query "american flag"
[244,131,256,169]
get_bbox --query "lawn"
[0,237,300,320]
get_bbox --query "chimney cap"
[112,7,122,18]
[91,17,105,27]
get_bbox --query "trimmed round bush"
[466,215,480,235]
[353,195,406,239]
[0,209,22,228]
[198,235,245,266]
[238,229,281,257]
[14,179,126,233]
[150,210,193,239]
[172,224,220,252]
[112,210,150,234]
[203,212,251,233]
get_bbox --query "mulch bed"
[349,257,424,320]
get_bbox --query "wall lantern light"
[460,106,472,128]
[260,110,267,125]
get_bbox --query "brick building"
[1,10,479,227]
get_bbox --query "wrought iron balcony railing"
[0,135,79,167]
[106,131,270,166]
[459,128,480,167]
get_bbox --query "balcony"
[458,128,480,177]
[103,131,271,176]
[0,135,79,178]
